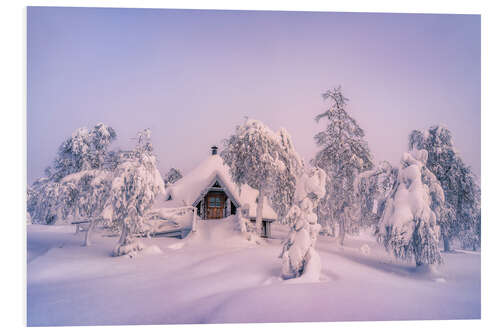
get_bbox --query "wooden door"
[205,192,226,219]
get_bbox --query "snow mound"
[187,216,258,247]
[167,242,185,250]
[142,245,164,255]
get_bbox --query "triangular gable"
[192,173,241,208]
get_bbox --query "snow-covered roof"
[153,154,277,221]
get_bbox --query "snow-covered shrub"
[110,129,165,257]
[409,125,481,251]
[377,149,444,267]
[312,86,374,245]
[221,119,303,235]
[280,167,326,281]
[164,168,183,188]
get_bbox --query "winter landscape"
[27,7,480,327]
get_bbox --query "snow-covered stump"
[280,168,326,281]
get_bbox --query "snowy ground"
[27,218,480,326]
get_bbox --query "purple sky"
[27,7,480,184]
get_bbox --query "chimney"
[211,145,218,155]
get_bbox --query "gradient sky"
[27,7,480,184]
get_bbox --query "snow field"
[27,221,480,326]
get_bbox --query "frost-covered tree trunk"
[84,218,97,247]
[112,221,144,257]
[338,212,346,246]
[256,189,265,236]
[443,234,451,253]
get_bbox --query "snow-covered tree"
[164,168,183,188]
[46,123,116,181]
[312,87,374,245]
[354,161,398,228]
[409,125,481,251]
[110,129,165,257]
[221,119,302,235]
[377,149,445,268]
[60,169,114,246]
[280,167,327,281]
[269,128,304,223]
[27,123,117,226]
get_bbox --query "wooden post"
[191,207,197,233]
[226,197,231,217]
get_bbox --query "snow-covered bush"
[280,167,327,281]
[221,119,303,235]
[164,168,183,188]
[409,125,481,251]
[377,149,444,267]
[312,86,374,245]
[110,129,165,257]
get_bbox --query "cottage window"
[208,196,222,207]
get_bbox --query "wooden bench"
[71,220,91,234]
[152,228,191,239]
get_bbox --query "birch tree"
[221,119,302,235]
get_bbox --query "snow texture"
[27,222,480,326]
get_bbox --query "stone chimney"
[211,145,218,155]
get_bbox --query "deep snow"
[27,219,480,326]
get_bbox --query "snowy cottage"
[154,146,277,238]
